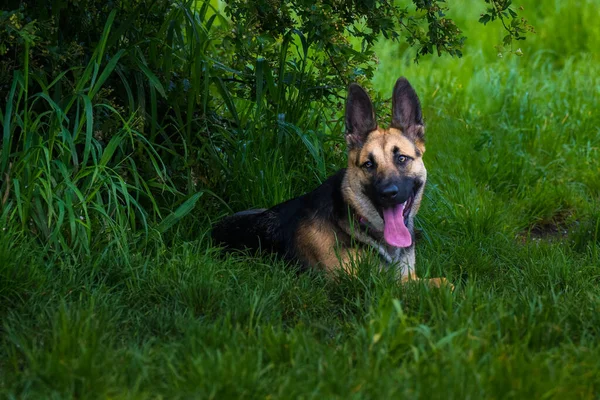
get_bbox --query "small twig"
[398,19,422,43]
[491,0,515,47]
[325,48,347,87]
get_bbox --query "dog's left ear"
[391,77,424,143]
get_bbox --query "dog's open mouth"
[382,194,414,248]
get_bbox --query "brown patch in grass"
[518,219,572,244]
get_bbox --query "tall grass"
[373,0,600,254]
[0,11,175,257]
[206,27,343,212]
[1,1,345,246]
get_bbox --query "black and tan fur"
[212,77,449,286]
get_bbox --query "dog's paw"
[426,277,454,291]
[400,276,454,291]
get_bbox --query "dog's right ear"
[345,83,377,148]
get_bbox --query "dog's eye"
[362,160,374,170]
[396,155,408,164]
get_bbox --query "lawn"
[2,0,600,398]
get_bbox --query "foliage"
[479,0,536,55]
[1,10,174,257]
[222,0,466,104]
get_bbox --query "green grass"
[2,0,600,398]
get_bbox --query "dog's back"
[211,170,349,268]
[212,208,270,252]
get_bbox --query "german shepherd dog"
[212,77,450,286]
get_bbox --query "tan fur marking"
[360,130,419,167]
[387,127,426,155]
[295,221,365,275]
[401,275,454,290]
[415,140,425,155]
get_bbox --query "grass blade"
[156,191,204,233]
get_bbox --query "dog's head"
[343,77,427,248]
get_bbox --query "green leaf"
[478,14,491,25]
[90,49,126,99]
[156,191,204,233]
[214,77,240,128]
[136,60,167,98]
[255,57,265,117]
[99,133,125,167]
[2,71,23,175]
[81,94,94,166]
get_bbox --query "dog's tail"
[211,208,269,251]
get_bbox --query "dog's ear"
[391,77,424,143]
[345,83,377,148]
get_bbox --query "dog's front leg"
[393,245,416,280]
[393,246,452,289]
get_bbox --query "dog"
[212,77,450,287]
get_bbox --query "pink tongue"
[383,203,412,247]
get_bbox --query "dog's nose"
[379,184,399,200]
